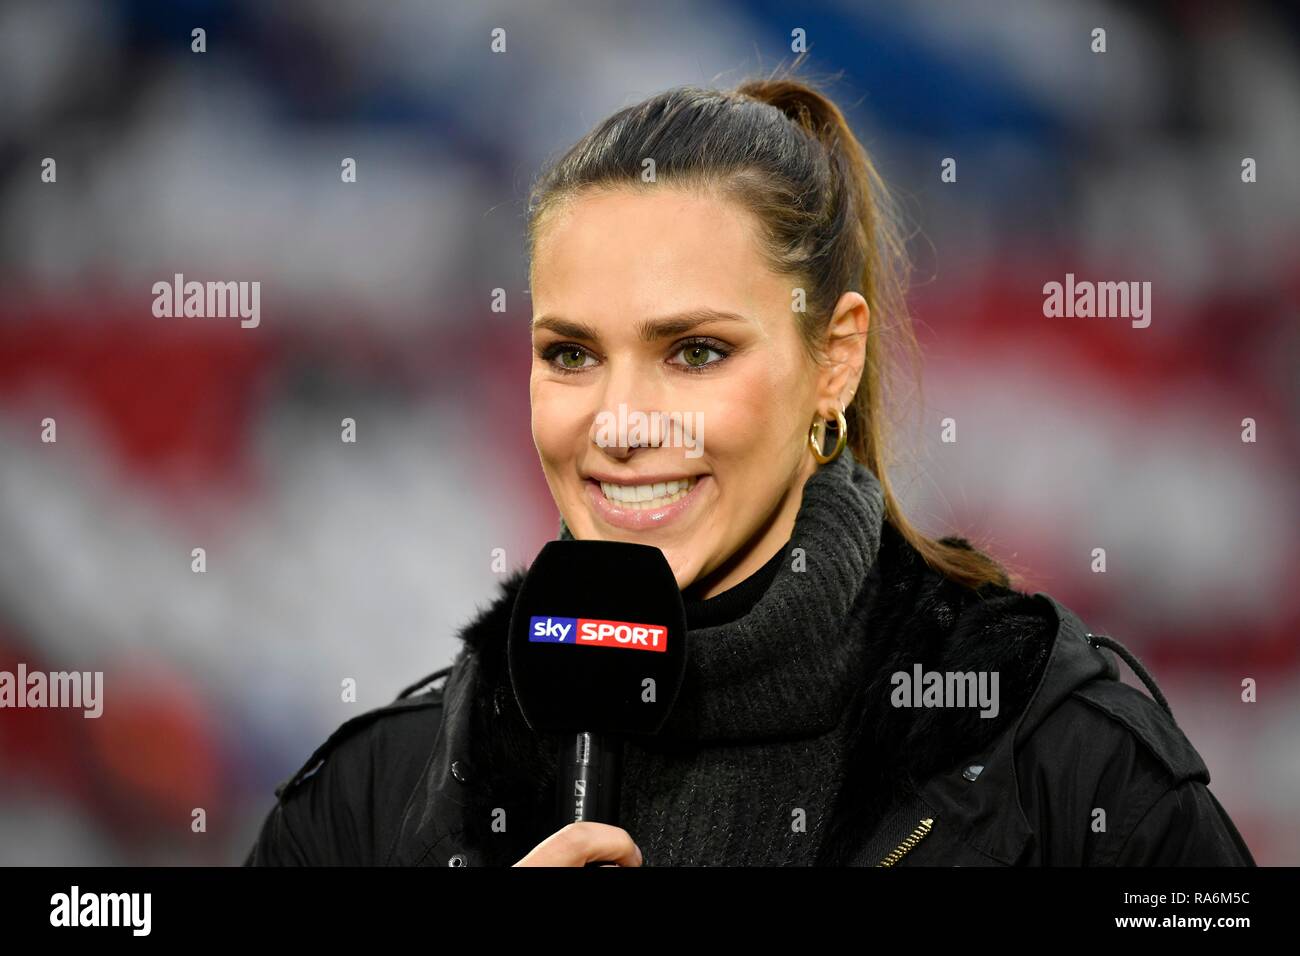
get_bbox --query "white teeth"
[598,476,698,509]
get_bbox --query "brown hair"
[525,60,1015,592]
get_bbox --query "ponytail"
[734,66,1014,591]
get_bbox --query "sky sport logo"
[529,616,668,652]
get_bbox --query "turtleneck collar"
[556,447,886,743]
[680,541,787,629]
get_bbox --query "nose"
[589,361,670,458]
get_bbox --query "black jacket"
[244,521,1256,866]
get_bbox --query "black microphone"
[508,539,688,856]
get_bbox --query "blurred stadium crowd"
[0,0,1296,864]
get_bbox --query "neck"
[687,455,816,599]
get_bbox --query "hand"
[512,821,643,867]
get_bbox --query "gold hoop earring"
[808,405,848,464]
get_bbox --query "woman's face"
[529,185,866,598]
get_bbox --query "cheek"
[696,362,803,456]
[530,380,589,464]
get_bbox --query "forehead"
[530,186,778,316]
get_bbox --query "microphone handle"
[556,731,624,853]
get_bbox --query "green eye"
[540,343,595,372]
[673,339,729,371]
[681,345,712,367]
[557,348,587,369]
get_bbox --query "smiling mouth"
[594,476,699,510]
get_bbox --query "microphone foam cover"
[508,539,688,735]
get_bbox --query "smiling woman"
[244,61,1256,869]
[527,185,853,593]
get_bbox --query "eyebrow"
[530,308,751,343]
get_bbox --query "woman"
[245,70,1255,867]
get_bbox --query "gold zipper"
[876,818,934,867]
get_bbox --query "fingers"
[513,821,643,867]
